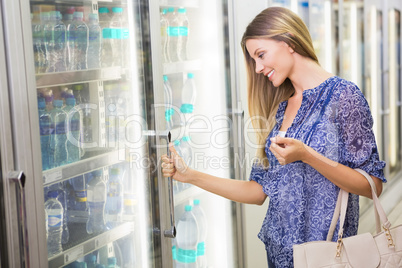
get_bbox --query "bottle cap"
[47,190,59,198]
[92,169,103,177]
[187,73,194,79]
[53,99,63,107]
[110,168,120,175]
[112,7,123,13]
[38,99,46,109]
[185,205,192,211]
[182,136,191,142]
[108,257,117,265]
[98,7,109,14]
[163,75,168,81]
[194,199,200,205]
[74,84,83,91]
[66,98,76,106]
[89,13,98,21]
[178,8,187,13]
[167,7,175,13]
[74,12,84,19]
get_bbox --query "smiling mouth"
[267,69,274,78]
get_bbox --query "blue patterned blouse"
[249,76,386,267]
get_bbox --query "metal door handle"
[7,171,29,266]
[163,132,176,238]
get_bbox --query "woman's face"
[246,38,294,87]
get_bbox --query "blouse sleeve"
[336,82,386,182]
[249,162,268,184]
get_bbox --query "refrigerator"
[0,0,245,267]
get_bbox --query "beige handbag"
[293,169,402,268]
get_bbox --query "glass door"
[364,0,384,160]
[387,0,401,177]
[149,0,244,267]
[13,0,158,267]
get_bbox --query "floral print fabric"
[249,76,386,267]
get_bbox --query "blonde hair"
[241,7,319,167]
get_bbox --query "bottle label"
[177,248,197,263]
[180,103,194,114]
[89,31,100,41]
[172,245,177,260]
[165,108,174,121]
[54,121,66,134]
[178,26,188,36]
[40,122,53,136]
[197,242,205,256]
[48,212,62,227]
[69,119,80,132]
[108,181,122,197]
[75,190,87,202]
[102,28,129,39]
[167,26,188,36]
[167,26,179,37]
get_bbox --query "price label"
[64,246,83,264]
[43,170,62,184]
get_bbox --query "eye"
[258,52,265,59]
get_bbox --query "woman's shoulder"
[331,77,363,96]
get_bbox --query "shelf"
[43,149,125,186]
[36,66,122,88]
[174,185,203,205]
[48,221,134,268]
[159,0,199,8]
[163,60,201,75]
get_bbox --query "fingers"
[162,161,175,177]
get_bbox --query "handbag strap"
[326,168,390,242]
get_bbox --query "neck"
[288,54,333,95]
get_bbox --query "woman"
[161,7,386,267]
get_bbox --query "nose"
[255,61,264,74]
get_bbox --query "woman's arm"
[161,144,268,205]
[270,136,383,198]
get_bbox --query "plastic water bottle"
[88,13,102,69]
[38,98,53,170]
[32,13,45,73]
[44,89,54,111]
[99,7,113,68]
[176,8,189,61]
[163,75,174,130]
[109,7,129,68]
[193,200,207,268]
[160,8,169,63]
[176,205,199,268]
[67,12,88,71]
[121,163,135,215]
[115,84,128,145]
[167,8,179,62]
[180,136,192,167]
[106,167,123,226]
[86,169,107,234]
[39,12,50,73]
[180,73,197,114]
[50,100,68,167]
[44,11,66,72]
[108,257,118,268]
[73,84,92,143]
[71,175,87,211]
[64,97,81,163]
[104,85,117,148]
[45,190,63,257]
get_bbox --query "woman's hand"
[161,143,192,182]
[269,136,308,165]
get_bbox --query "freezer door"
[148,0,245,267]
[4,0,162,267]
[0,4,27,266]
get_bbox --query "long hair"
[241,7,319,167]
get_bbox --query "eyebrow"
[253,48,263,56]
